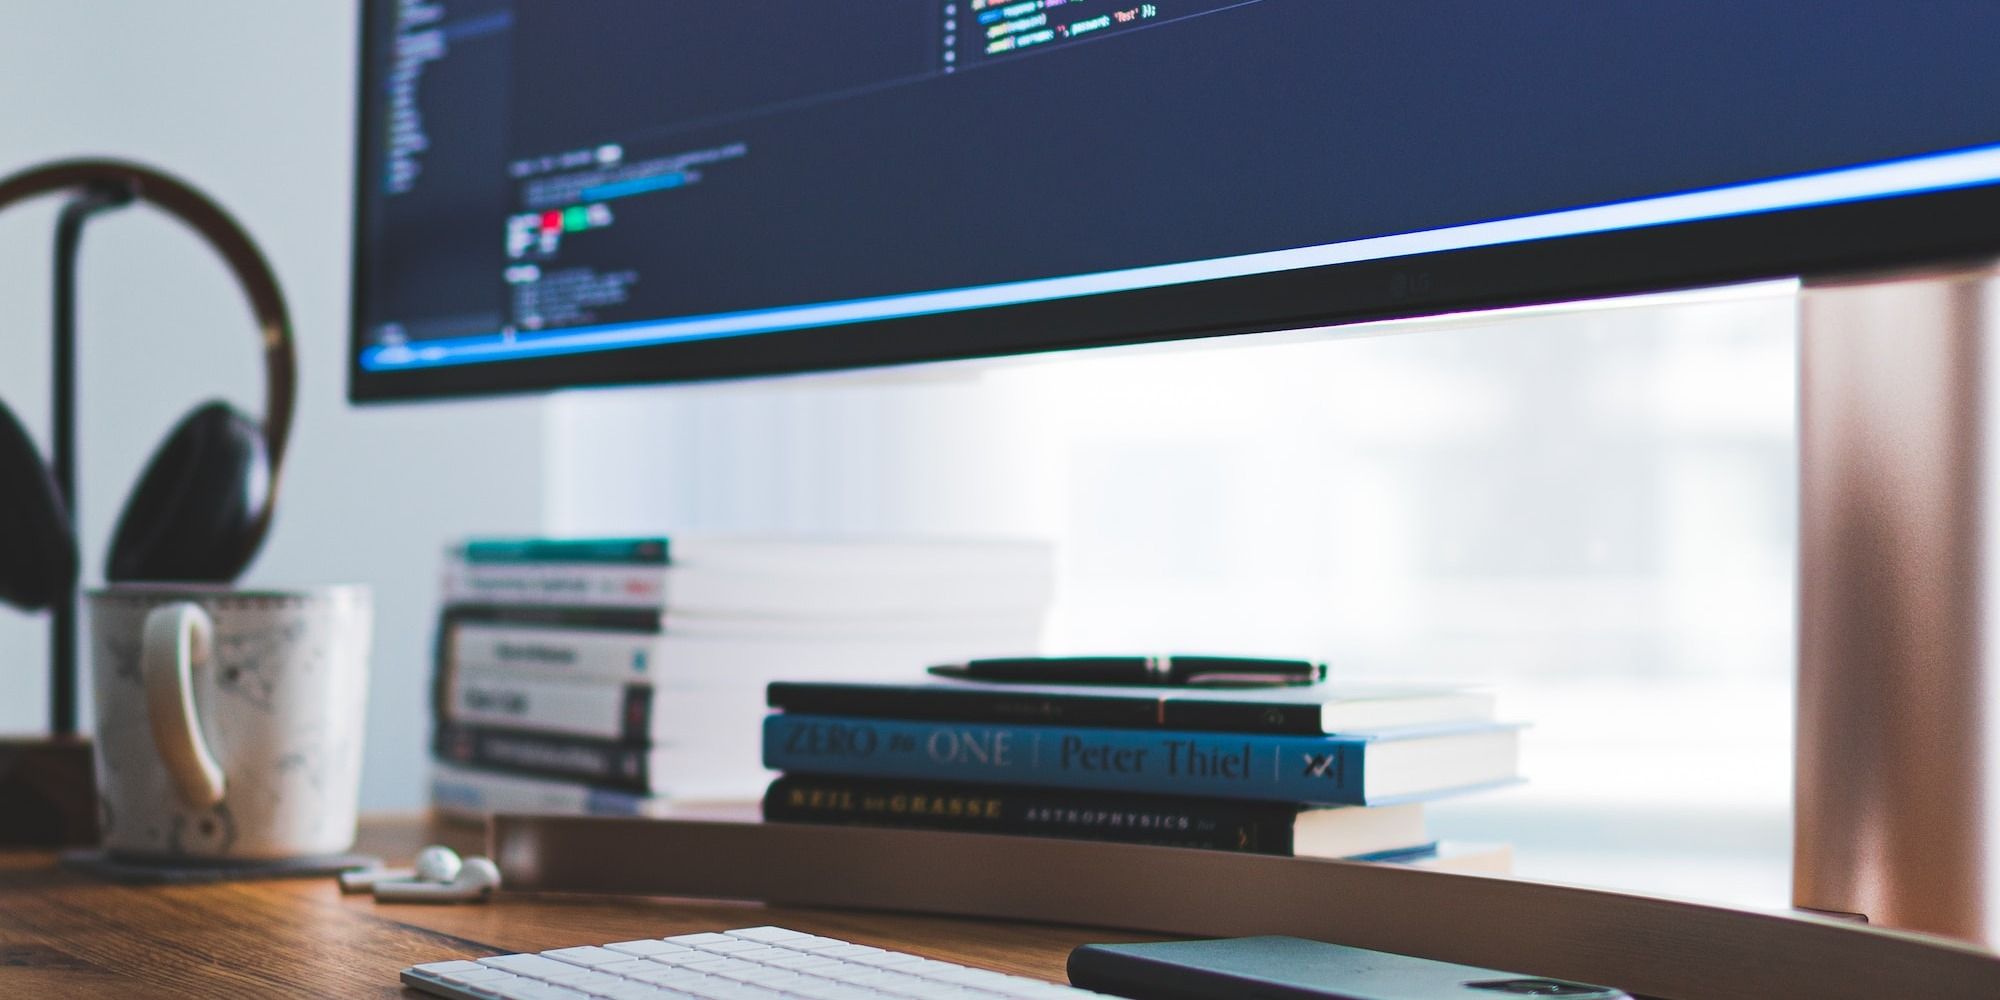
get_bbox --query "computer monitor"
[348,1,2000,401]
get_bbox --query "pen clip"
[1179,672,1314,687]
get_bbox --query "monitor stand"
[1798,260,2000,946]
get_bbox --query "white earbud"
[414,844,466,882]
[338,844,465,893]
[372,853,502,904]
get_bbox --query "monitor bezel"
[346,7,2000,404]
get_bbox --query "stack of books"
[759,678,1520,867]
[428,536,1055,820]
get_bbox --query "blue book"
[458,537,670,565]
[762,715,1521,806]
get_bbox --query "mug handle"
[141,602,227,809]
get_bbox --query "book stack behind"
[759,678,1520,869]
[429,536,1055,821]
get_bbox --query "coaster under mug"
[59,847,382,884]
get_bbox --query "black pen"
[927,655,1326,687]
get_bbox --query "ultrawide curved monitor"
[350,1,2000,401]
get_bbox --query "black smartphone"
[1068,936,1632,1000]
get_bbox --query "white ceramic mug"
[87,584,371,860]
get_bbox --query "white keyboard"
[400,925,1110,1000]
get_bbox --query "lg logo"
[1389,270,1435,299]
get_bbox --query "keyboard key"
[488,981,591,1000]
[648,950,734,968]
[608,940,694,957]
[630,967,718,988]
[922,967,1015,986]
[600,986,688,1000]
[555,971,628,991]
[441,968,521,985]
[724,926,812,943]
[757,953,842,971]
[780,936,852,952]
[593,986,682,1000]
[779,982,880,1000]
[595,959,664,977]
[664,932,738,946]
[848,952,928,968]
[713,966,806,987]
[848,970,933,991]
[691,940,769,956]
[546,946,635,968]
[722,946,799,963]
[691,958,767,977]
[675,981,779,1000]
[414,960,488,975]
[813,945,883,959]
[815,965,887,983]
[481,954,599,981]
[426,970,523,997]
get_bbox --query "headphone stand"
[48,182,132,742]
[0,184,131,848]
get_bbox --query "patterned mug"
[87,584,371,860]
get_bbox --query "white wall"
[0,4,554,809]
[545,366,1062,539]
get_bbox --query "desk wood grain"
[0,815,1116,998]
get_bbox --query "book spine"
[433,722,658,794]
[449,621,661,682]
[445,667,654,742]
[763,775,1304,854]
[458,537,669,564]
[443,603,666,633]
[431,764,656,819]
[762,715,1371,805]
[763,683,1325,735]
[442,561,669,609]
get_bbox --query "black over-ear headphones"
[0,160,296,611]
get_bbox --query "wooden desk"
[13,814,2000,999]
[0,815,1112,998]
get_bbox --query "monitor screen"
[351,1,2000,400]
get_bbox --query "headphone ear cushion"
[0,403,77,610]
[106,401,270,584]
